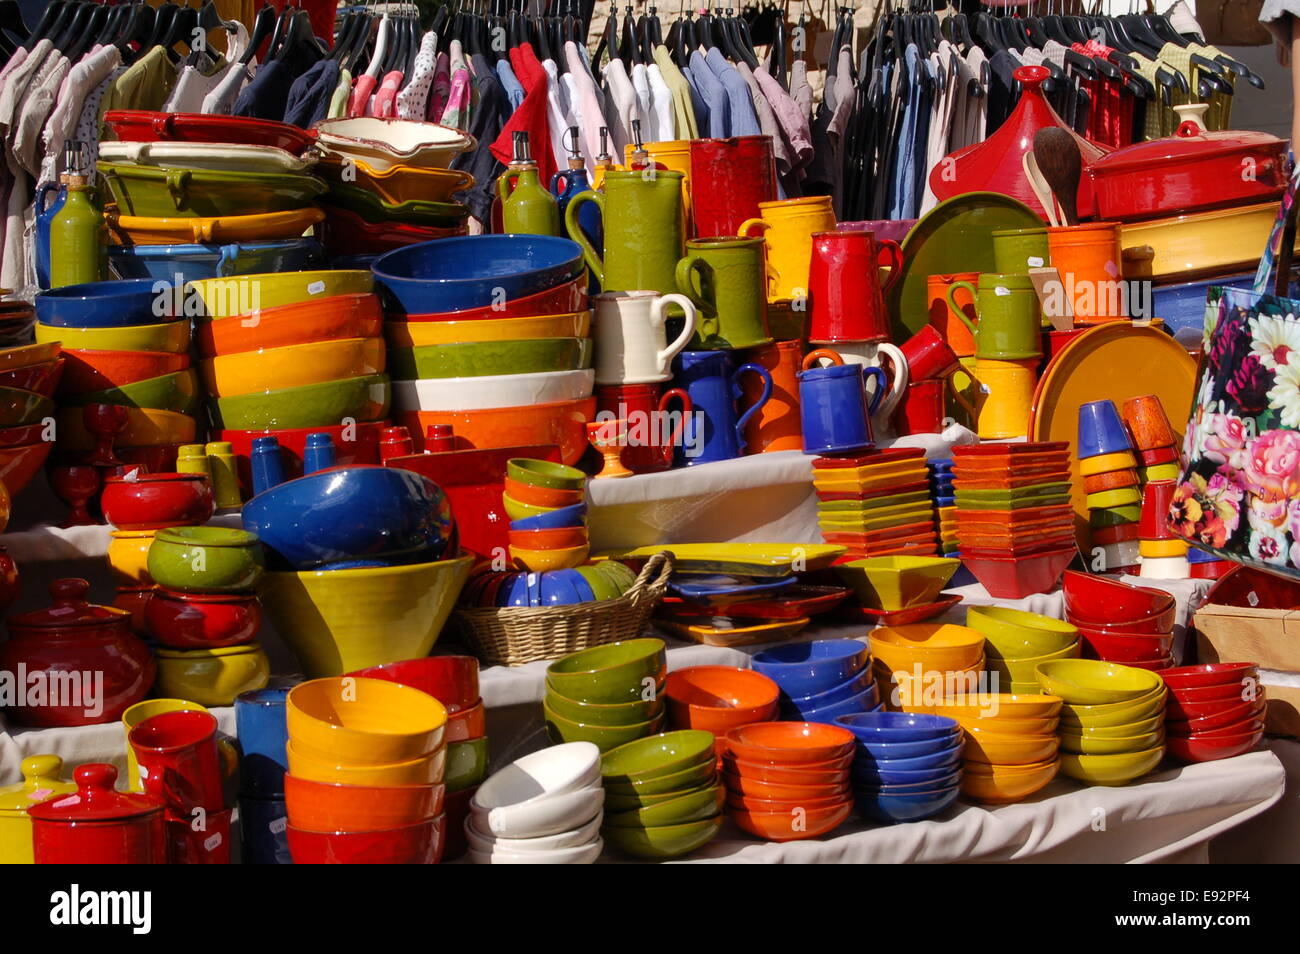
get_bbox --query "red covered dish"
[102,111,317,155]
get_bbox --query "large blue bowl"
[751,638,870,698]
[241,465,455,570]
[854,783,960,824]
[851,728,964,761]
[850,758,961,787]
[35,279,174,327]
[852,740,965,775]
[783,666,875,709]
[108,238,322,283]
[834,711,962,744]
[509,502,588,530]
[371,234,585,316]
[496,569,596,607]
[781,685,880,724]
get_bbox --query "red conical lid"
[27,764,163,821]
[7,579,131,630]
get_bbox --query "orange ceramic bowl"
[722,752,855,784]
[0,341,61,372]
[0,442,54,498]
[59,349,191,395]
[195,294,383,358]
[502,475,585,508]
[725,790,852,812]
[397,396,597,465]
[507,526,589,550]
[721,770,850,801]
[283,774,445,832]
[725,721,856,764]
[0,357,64,396]
[665,666,781,736]
[729,799,853,841]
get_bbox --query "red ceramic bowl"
[1165,698,1266,735]
[665,666,781,737]
[729,799,853,842]
[286,814,446,864]
[502,475,584,509]
[216,421,385,490]
[284,775,446,832]
[321,206,467,257]
[724,790,851,813]
[144,588,262,648]
[444,700,486,744]
[196,294,383,358]
[1168,680,1258,703]
[348,656,484,743]
[725,722,855,765]
[1076,627,1173,661]
[0,546,21,613]
[100,472,215,530]
[1165,729,1263,763]
[1160,662,1259,690]
[507,526,589,551]
[1165,692,1261,722]
[1184,717,1266,740]
[103,110,316,153]
[0,442,54,498]
[1062,570,1177,626]
[397,396,597,466]
[962,547,1075,600]
[1204,565,1300,609]
[722,752,855,784]
[0,422,48,448]
[1118,654,1174,672]
[112,585,153,635]
[59,349,190,395]
[402,275,588,321]
[0,357,63,396]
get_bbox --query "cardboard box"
[1193,604,1300,737]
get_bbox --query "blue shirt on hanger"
[497,59,526,110]
[688,50,730,139]
[704,47,761,138]
[681,65,710,135]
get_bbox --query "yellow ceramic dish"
[964,716,1061,737]
[121,699,210,793]
[0,755,78,864]
[511,543,590,572]
[959,757,1059,803]
[967,605,1078,659]
[1119,201,1293,281]
[0,341,61,372]
[1085,487,1141,509]
[106,529,157,585]
[1139,539,1189,558]
[1078,450,1138,477]
[286,740,447,786]
[257,556,474,678]
[153,643,271,706]
[199,337,385,397]
[287,677,448,766]
[1058,745,1165,785]
[869,623,986,673]
[651,615,810,648]
[1065,713,1165,739]
[385,311,591,347]
[56,407,196,452]
[986,642,1081,684]
[37,318,190,354]
[908,693,1063,721]
[962,731,1060,766]
[1059,727,1164,756]
[186,269,374,319]
[1059,685,1167,728]
[316,156,475,204]
[107,207,325,245]
[1034,659,1163,705]
[601,543,846,577]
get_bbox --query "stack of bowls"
[1076,400,1143,570]
[1037,659,1167,785]
[833,555,960,620]
[837,711,964,823]
[543,638,668,751]
[664,666,780,754]
[284,676,449,863]
[930,458,958,555]
[0,342,62,499]
[906,693,1063,803]
[505,458,589,571]
[811,448,940,558]
[467,742,603,864]
[752,638,881,724]
[601,731,724,859]
[145,526,271,705]
[1161,662,1266,763]
[1062,570,1177,671]
[721,722,856,841]
[966,606,1081,695]
[372,235,595,464]
[0,292,34,345]
[869,624,986,709]
[36,281,197,466]
[460,561,636,609]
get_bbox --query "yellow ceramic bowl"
[1058,745,1165,786]
[869,623,986,674]
[987,641,1081,684]
[286,741,447,786]
[965,716,1061,738]
[966,605,1079,659]
[287,676,448,765]
[502,493,554,522]
[1059,685,1167,728]
[257,556,474,678]
[1138,539,1189,558]
[833,556,960,610]
[121,699,209,793]
[153,643,270,706]
[908,693,1063,722]
[186,270,374,319]
[1120,201,1288,282]
[385,311,591,347]
[107,207,325,245]
[959,757,1059,803]
[886,656,985,708]
[199,337,385,397]
[1035,659,1163,705]
[511,544,590,572]
[316,156,475,204]
[1065,713,1165,739]
[106,529,157,586]
[56,407,195,452]
[962,732,1060,766]
[37,318,190,354]
[1059,727,1164,756]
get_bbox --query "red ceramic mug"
[595,383,693,474]
[900,325,962,382]
[807,230,903,343]
[1121,394,1177,452]
[688,136,778,238]
[893,378,947,436]
[165,807,233,864]
[1138,479,1179,540]
[128,709,228,816]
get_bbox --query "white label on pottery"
[1247,590,1259,607]
[269,817,287,834]
[307,281,326,295]
[994,285,1011,297]
[1028,256,1044,267]
[204,832,223,851]
[138,765,148,778]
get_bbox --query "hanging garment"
[438,41,472,130]
[167,22,250,113]
[327,66,351,120]
[646,63,676,141]
[704,48,761,137]
[370,69,405,118]
[40,46,122,186]
[490,42,557,184]
[630,62,654,139]
[100,46,177,120]
[687,50,730,138]
[453,53,510,228]
[541,58,575,169]
[566,41,607,173]
[75,65,123,168]
[396,32,439,120]
[735,60,788,178]
[347,71,379,118]
[234,58,294,121]
[601,57,640,156]
[201,56,256,115]
[681,64,710,136]
[13,46,71,177]
[653,45,698,140]
[284,58,340,128]
[495,56,525,111]
[790,59,813,123]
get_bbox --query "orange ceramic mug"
[927,272,979,357]
[1046,222,1125,323]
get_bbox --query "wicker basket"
[451,552,673,667]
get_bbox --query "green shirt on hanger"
[654,45,700,141]
[99,46,177,128]
[328,68,353,120]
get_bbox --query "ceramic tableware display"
[592,290,697,384]
[991,227,1051,274]
[0,755,77,864]
[664,666,780,743]
[946,273,1042,360]
[544,639,668,752]
[966,606,1081,693]
[797,349,890,455]
[565,170,686,295]
[806,229,903,343]
[1119,394,1181,486]
[29,763,167,864]
[675,237,773,350]
[930,459,959,556]
[1061,571,1177,670]
[927,271,979,357]
[688,136,778,238]
[1046,222,1125,323]
[1075,399,1142,567]
[595,383,692,474]
[506,458,591,569]
[1137,480,1188,580]
[1160,663,1266,763]
[814,339,910,427]
[751,638,878,723]
[810,448,941,560]
[870,623,987,708]
[737,338,803,453]
[738,196,836,302]
[972,356,1037,440]
[835,712,964,823]
[670,350,772,466]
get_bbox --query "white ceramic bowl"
[472,742,600,807]
[469,783,604,839]
[464,811,603,854]
[1138,556,1191,580]
[314,118,475,171]
[98,141,313,174]
[467,836,603,865]
[392,369,594,412]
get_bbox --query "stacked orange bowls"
[665,666,780,758]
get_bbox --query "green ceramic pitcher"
[674,237,773,350]
[564,169,685,294]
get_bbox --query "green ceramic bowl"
[602,759,717,797]
[601,730,717,783]
[445,736,490,793]
[36,318,191,353]
[507,457,587,490]
[326,182,471,227]
[545,687,664,727]
[210,373,391,430]
[967,605,1080,659]
[543,700,663,752]
[1091,505,1143,526]
[387,338,593,380]
[67,369,201,415]
[604,779,717,812]
[601,815,723,859]
[593,560,637,591]
[147,526,265,593]
[602,784,724,829]
[99,162,328,217]
[545,637,667,704]
[0,386,55,428]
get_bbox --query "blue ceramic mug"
[235,686,290,798]
[238,795,292,864]
[671,350,773,466]
[798,349,889,455]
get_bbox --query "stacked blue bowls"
[836,712,964,824]
[751,639,883,725]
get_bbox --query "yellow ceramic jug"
[624,139,693,222]
[738,196,836,302]
[974,357,1039,439]
[0,754,77,863]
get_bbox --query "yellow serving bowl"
[959,757,1059,803]
[286,740,447,786]
[964,716,1061,738]
[987,641,1081,684]
[1035,659,1163,706]
[962,731,1060,766]
[153,643,271,706]
[316,156,475,204]
[870,623,987,674]
[37,318,190,354]
[107,207,325,245]
[385,311,591,347]
[966,605,1079,658]
[186,269,374,319]
[1059,727,1164,756]
[1058,745,1165,785]
[287,677,448,765]
[56,407,195,451]
[199,336,385,397]
[1059,685,1167,728]
[907,692,1063,722]
[1064,713,1165,739]
[1120,201,1291,282]
[106,529,156,585]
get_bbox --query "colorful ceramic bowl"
[153,643,270,706]
[600,730,716,784]
[195,294,382,357]
[147,526,265,592]
[185,270,374,319]
[200,337,385,397]
[283,775,445,832]
[724,721,856,764]
[544,702,664,751]
[57,350,190,394]
[750,639,871,698]
[387,338,591,381]
[101,471,214,530]
[315,156,474,203]
[55,407,196,452]
[445,736,491,792]
[210,373,391,431]
[545,689,663,727]
[395,396,596,465]
[98,161,327,217]
[869,623,986,674]
[34,279,172,328]
[0,341,61,372]
[966,605,1080,658]
[144,588,262,648]
[106,207,326,246]
[833,556,960,610]
[66,369,200,414]
[1058,745,1164,785]
[385,311,590,347]
[1035,659,1163,705]
[545,638,668,705]
[38,319,190,354]
[315,117,474,171]
[287,677,448,765]
[285,741,446,786]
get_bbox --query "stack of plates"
[930,457,957,554]
[812,448,939,558]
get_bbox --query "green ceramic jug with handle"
[564,169,685,294]
[674,236,774,350]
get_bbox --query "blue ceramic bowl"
[1076,399,1131,459]
[852,740,965,775]
[372,235,585,316]
[783,666,875,709]
[35,278,173,327]
[108,238,322,283]
[496,569,596,607]
[854,783,960,824]
[781,685,880,723]
[509,502,588,531]
[241,465,455,570]
[834,711,961,743]
[853,768,964,795]
[751,638,870,698]
[850,760,961,787]
[851,728,963,761]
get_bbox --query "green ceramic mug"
[946,273,1042,360]
[565,169,685,294]
[991,227,1051,274]
[674,237,774,350]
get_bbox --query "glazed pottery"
[947,274,1043,359]
[186,269,373,319]
[100,471,214,530]
[1047,223,1126,323]
[592,290,697,384]
[566,170,686,294]
[40,319,190,354]
[29,764,166,864]
[675,237,773,350]
[315,116,473,169]
[385,310,588,348]
[595,383,691,473]
[210,373,391,431]
[147,526,265,592]
[235,686,290,797]
[200,337,385,397]
[974,357,1038,440]
[670,350,771,466]
[798,349,890,454]
[128,708,226,814]
[0,755,77,864]
[991,227,1051,274]
[67,368,202,415]
[396,397,597,464]
[288,676,448,765]
[807,229,903,343]
[392,368,594,412]
[688,135,777,237]
[54,406,197,453]
[104,110,316,153]
[389,337,590,380]
[145,588,262,648]
[287,815,447,863]
[107,206,326,246]
[834,556,961,610]
[35,278,172,327]
[154,643,271,706]
[106,238,323,284]
[739,196,836,301]
[97,162,326,217]
[546,638,668,705]
[196,293,382,357]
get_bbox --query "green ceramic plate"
[953,494,1072,511]
[887,191,1040,340]
[600,815,723,859]
[816,490,932,512]
[326,182,470,227]
[99,162,327,217]
[387,338,593,380]
[954,482,1073,502]
[68,369,201,415]
[209,373,390,431]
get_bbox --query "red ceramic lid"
[7,579,131,630]
[1088,122,1286,174]
[27,764,163,821]
[153,587,257,604]
[103,470,207,487]
[102,110,316,154]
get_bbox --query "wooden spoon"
[1021,150,1060,227]
[1033,127,1082,227]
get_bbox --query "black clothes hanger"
[0,0,28,44]
[25,1,64,49]
[52,1,92,54]
[65,4,108,62]
[241,3,278,65]
[592,2,616,67]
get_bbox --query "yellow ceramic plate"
[1028,324,1195,553]
[385,311,591,347]
[1057,744,1165,786]
[57,407,195,451]
[315,156,475,204]
[107,207,325,246]
[651,615,810,647]
[1120,202,1296,282]
[37,319,190,354]
[601,543,847,577]
[186,270,374,319]
[200,337,385,397]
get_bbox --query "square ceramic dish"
[955,472,1072,490]
[814,480,930,501]
[813,449,927,468]
[650,615,811,647]
[833,556,961,610]
[605,543,846,577]
[816,490,932,512]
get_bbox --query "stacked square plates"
[812,449,939,559]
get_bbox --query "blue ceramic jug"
[672,350,773,466]
[234,686,290,798]
[798,348,890,455]
[34,181,67,290]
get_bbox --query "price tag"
[307,280,326,295]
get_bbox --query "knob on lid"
[27,763,163,822]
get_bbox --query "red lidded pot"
[29,764,166,864]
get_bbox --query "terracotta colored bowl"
[396,396,597,466]
[721,752,854,784]
[725,790,850,813]
[665,666,781,737]
[195,294,383,357]
[100,472,215,530]
[286,814,446,863]
[0,357,64,396]
[729,799,853,841]
[721,770,849,801]
[284,774,446,832]
[59,349,190,395]
[724,722,855,764]
[0,442,54,498]
[1166,730,1263,763]
[502,475,585,508]
[507,526,589,551]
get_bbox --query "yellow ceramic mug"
[973,357,1039,439]
[121,698,238,793]
[738,196,836,302]
[0,754,77,864]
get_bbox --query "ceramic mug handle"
[872,342,910,419]
[946,372,978,418]
[876,239,905,297]
[657,387,692,467]
[549,171,572,193]
[564,190,605,287]
[862,365,890,417]
[732,363,773,455]
[652,293,698,373]
[674,254,718,341]
[216,243,241,278]
[738,219,777,297]
[801,347,845,371]
[945,280,981,337]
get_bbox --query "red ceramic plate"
[103,110,316,154]
[814,480,930,501]
[841,594,963,625]
[1159,663,1260,691]
[692,584,852,620]
[812,448,927,468]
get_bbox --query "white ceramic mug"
[593,290,698,385]
[820,339,910,428]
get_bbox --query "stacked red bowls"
[1161,663,1266,762]
[1062,570,1176,671]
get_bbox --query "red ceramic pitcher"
[595,383,693,474]
[688,136,778,239]
[808,230,903,343]
[30,763,167,864]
